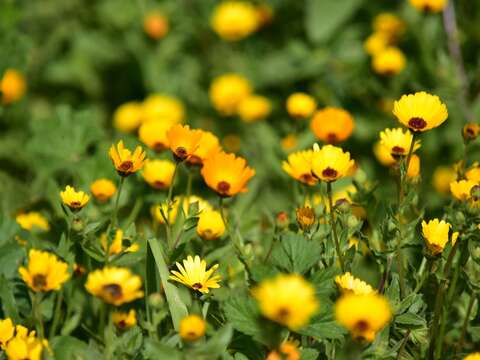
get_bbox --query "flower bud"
[148,293,165,309]
[296,206,315,231]
[72,218,85,232]
[275,211,289,229]
[335,198,351,213]
[463,123,480,142]
[470,184,480,201]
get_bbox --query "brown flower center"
[119,161,133,172]
[327,133,338,143]
[217,181,231,195]
[408,117,427,130]
[153,142,166,152]
[300,173,315,184]
[392,146,405,154]
[118,320,126,329]
[103,283,123,300]
[70,201,81,208]
[33,274,47,289]
[276,307,291,320]
[175,146,188,160]
[153,180,165,189]
[191,282,203,290]
[322,167,338,179]
[355,320,370,332]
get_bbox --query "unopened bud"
[463,123,480,142]
[148,293,164,309]
[72,218,85,232]
[275,211,289,229]
[335,198,351,213]
[296,206,316,231]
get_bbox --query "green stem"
[326,182,345,273]
[111,177,125,230]
[32,292,44,339]
[48,291,63,340]
[396,329,411,360]
[456,293,476,354]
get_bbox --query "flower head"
[310,107,355,143]
[179,314,206,341]
[152,196,212,225]
[393,92,448,132]
[211,1,259,41]
[143,12,169,40]
[373,141,396,167]
[197,210,225,240]
[209,74,252,115]
[450,180,477,201]
[296,207,316,231]
[113,309,137,330]
[379,128,421,158]
[166,124,203,162]
[422,219,451,255]
[466,165,480,183]
[19,249,70,292]
[238,94,272,123]
[85,267,144,306]
[433,166,457,194]
[201,151,255,197]
[60,185,90,211]
[5,333,44,360]
[0,318,14,349]
[409,0,447,13]
[142,159,176,190]
[266,341,300,360]
[101,229,123,256]
[464,353,480,360]
[286,93,316,119]
[16,212,49,232]
[311,144,355,182]
[364,32,390,56]
[335,293,391,342]
[113,102,142,133]
[282,150,317,186]
[90,179,117,202]
[109,141,146,177]
[335,272,375,295]
[462,123,480,142]
[187,130,222,165]
[373,13,405,39]
[372,47,406,76]
[138,120,171,152]
[1,69,26,105]
[141,94,184,124]
[170,255,221,293]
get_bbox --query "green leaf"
[311,265,340,297]
[51,336,102,359]
[301,348,320,360]
[395,313,426,328]
[189,324,233,358]
[271,233,321,274]
[143,339,182,360]
[0,274,20,322]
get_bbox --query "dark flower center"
[103,283,123,300]
[118,320,126,329]
[392,146,405,154]
[120,161,133,171]
[322,167,338,179]
[175,146,188,160]
[355,320,370,332]
[33,274,47,289]
[191,282,203,290]
[300,173,315,183]
[70,201,81,208]
[408,117,427,130]
[153,142,166,152]
[327,133,337,143]
[153,180,165,189]
[217,181,231,195]
[276,307,291,320]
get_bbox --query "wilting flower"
[311,144,355,182]
[266,341,300,360]
[197,210,225,240]
[364,32,390,56]
[379,128,421,158]
[113,102,143,133]
[143,12,169,40]
[373,13,405,39]
[335,293,391,342]
[286,93,316,119]
[282,150,317,186]
[1,69,26,105]
[167,124,203,161]
[252,274,318,330]
[138,121,171,152]
[170,255,221,293]
[393,92,448,132]
[310,107,355,143]
[0,318,14,349]
[90,179,117,202]
[422,219,452,255]
[209,74,252,115]
[142,159,176,190]
[372,47,406,76]
[296,207,315,231]
[409,0,447,13]
[113,309,137,330]
[109,141,146,177]
[211,1,259,41]
[450,180,477,201]
[60,185,90,211]
[16,212,50,232]
[5,332,44,360]
[187,130,222,165]
[141,94,185,124]
[85,267,144,306]
[335,272,375,295]
[179,314,206,341]
[19,249,70,292]
[238,94,272,123]
[201,151,255,197]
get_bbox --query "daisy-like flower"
[0,318,14,349]
[282,150,317,186]
[464,353,480,360]
[113,102,142,133]
[422,219,452,255]
[466,165,480,183]
[187,130,222,166]
[450,179,477,201]
[335,272,375,295]
[138,120,171,152]
[310,107,355,143]
[209,74,252,116]
[142,159,176,190]
[179,314,206,341]
[372,47,406,76]
[60,185,90,211]
[109,141,146,177]
[266,341,300,360]
[1,69,26,105]
[16,212,50,232]
[311,144,355,182]
[90,178,116,202]
[169,255,221,293]
[286,93,316,119]
[141,94,185,124]
[373,13,405,39]
[432,166,457,194]
[197,210,225,240]
[379,128,421,158]
[112,309,137,330]
[166,124,203,162]
[393,92,448,132]
[409,0,447,13]
[238,94,272,123]
[211,1,259,41]
[5,333,44,360]
[364,32,390,56]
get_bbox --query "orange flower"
[109,141,146,177]
[166,124,203,161]
[187,130,222,166]
[310,107,355,143]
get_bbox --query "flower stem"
[48,291,63,340]
[396,329,411,360]
[110,177,125,230]
[455,293,476,354]
[32,292,45,339]
[326,182,345,273]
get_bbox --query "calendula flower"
[433,166,457,194]
[281,134,298,152]
[238,94,272,123]
[187,130,222,165]
[311,144,355,182]
[179,315,206,341]
[422,219,452,255]
[109,141,146,177]
[310,107,355,143]
[170,256,221,293]
[101,229,123,256]
[138,120,171,152]
[16,212,49,232]
[5,334,44,360]
[379,128,421,158]
[407,154,421,180]
[142,159,176,190]
[373,141,396,166]
[282,150,317,186]
[286,93,316,119]
[85,267,144,306]
[166,124,203,161]
[466,165,480,182]
[373,13,405,39]
[60,185,90,211]
[142,94,185,124]
[1,69,26,105]
[209,74,252,115]
[211,1,259,41]
[201,151,255,197]
[393,92,448,132]
[364,32,390,56]
[335,293,391,342]
[335,273,374,295]
[0,318,14,349]
[450,180,477,201]
[113,309,137,330]
[266,341,300,360]
[90,179,117,202]
[464,353,480,360]
[19,249,70,292]
[143,12,169,40]
[252,274,318,330]
[296,207,316,231]
[409,0,447,13]
[197,210,225,240]
[113,102,143,133]
[372,47,406,76]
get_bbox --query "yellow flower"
[19,249,70,292]
[464,353,480,360]
[201,151,255,197]
[266,341,300,360]
[466,165,480,183]
[113,102,143,133]
[187,130,222,166]
[5,334,44,360]
[286,93,316,119]
[222,134,242,153]
[0,318,14,349]
[372,47,406,76]
[152,196,212,225]
[90,179,117,202]
[138,120,171,152]
[252,274,318,330]
[112,309,137,330]
[16,212,49,232]
[1,69,26,105]
[109,141,146,176]
[363,32,390,56]
[407,154,421,179]
[60,185,90,211]
[179,314,206,341]
[296,207,316,231]
[393,92,448,132]
[409,0,447,13]
[373,141,396,167]
[170,255,221,293]
[238,94,271,123]
[211,1,259,41]
[335,272,375,295]
[209,74,252,115]
[85,267,144,306]
[166,124,203,161]
[282,150,317,186]
[335,293,391,342]
[142,159,176,190]
[141,94,185,124]
[311,144,355,182]
[143,12,169,40]
[101,229,123,256]
[462,123,480,141]
[379,128,421,158]
[433,166,457,194]
[451,231,460,246]
[373,13,405,39]
[450,179,477,201]
[197,210,225,240]
[422,219,451,255]
[281,134,298,152]
[310,107,355,143]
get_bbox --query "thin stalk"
[48,291,63,340]
[456,294,476,354]
[110,177,125,230]
[396,329,411,360]
[326,182,345,272]
[32,292,44,339]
